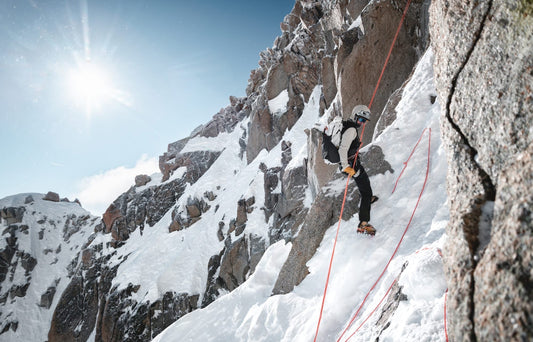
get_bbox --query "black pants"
[354,165,372,223]
[345,157,373,223]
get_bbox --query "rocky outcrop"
[159,97,248,182]
[196,96,249,139]
[430,0,533,340]
[43,191,60,202]
[203,233,266,307]
[99,179,188,244]
[0,206,25,225]
[244,0,431,164]
[134,174,151,187]
[169,196,211,232]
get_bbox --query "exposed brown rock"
[43,191,60,202]
[102,203,122,233]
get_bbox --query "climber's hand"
[343,167,356,177]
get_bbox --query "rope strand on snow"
[343,246,448,342]
[392,128,428,194]
[345,278,397,341]
[338,128,431,342]
[313,122,368,342]
[313,173,353,342]
[444,289,449,342]
[313,0,413,339]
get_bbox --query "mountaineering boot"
[357,222,376,236]
[371,196,379,204]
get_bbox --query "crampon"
[357,222,376,236]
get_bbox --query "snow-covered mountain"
[1,0,531,341]
[0,194,99,341]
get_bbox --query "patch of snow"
[268,89,289,117]
[349,15,364,34]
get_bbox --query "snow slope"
[151,49,449,341]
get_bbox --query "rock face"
[245,0,431,162]
[429,0,533,340]
[134,174,151,187]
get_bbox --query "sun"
[67,61,114,115]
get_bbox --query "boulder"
[43,191,60,202]
[40,285,58,309]
[134,174,151,187]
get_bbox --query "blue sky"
[0,0,294,214]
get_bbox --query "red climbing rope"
[444,289,449,342]
[368,0,413,110]
[313,122,368,342]
[338,128,432,342]
[345,278,397,340]
[344,246,448,342]
[392,128,428,194]
[313,173,353,342]
[313,0,413,340]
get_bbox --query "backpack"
[321,116,343,164]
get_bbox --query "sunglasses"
[357,117,367,123]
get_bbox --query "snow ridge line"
[338,127,432,342]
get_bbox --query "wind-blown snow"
[152,48,449,341]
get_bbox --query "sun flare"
[67,61,114,114]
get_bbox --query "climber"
[339,104,377,235]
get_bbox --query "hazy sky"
[0,0,294,214]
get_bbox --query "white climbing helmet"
[351,104,371,121]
